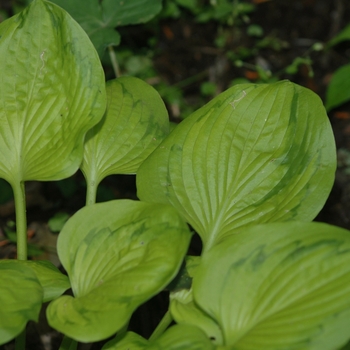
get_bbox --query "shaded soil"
[1,0,350,349]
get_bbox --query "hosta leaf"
[50,0,162,57]
[22,260,70,302]
[81,77,169,190]
[47,200,191,342]
[0,0,106,185]
[169,256,224,345]
[170,289,223,345]
[193,222,350,350]
[104,326,215,350]
[325,63,350,111]
[0,261,43,345]
[137,81,336,250]
[103,332,148,350]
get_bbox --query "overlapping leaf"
[137,81,336,250]
[21,260,70,302]
[0,0,106,185]
[0,261,43,345]
[50,0,162,56]
[193,222,350,350]
[47,200,191,342]
[103,325,215,350]
[81,77,169,190]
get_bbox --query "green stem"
[59,335,78,350]
[85,178,99,206]
[149,310,173,342]
[13,181,27,260]
[108,45,120,78]
[15,330,26,350]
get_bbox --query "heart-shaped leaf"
[137,81,336,250]
[0,0,106,185]
[47,199,192,342]
[0,261,43,345]
[81,77,169,201]
[103,325,215,350]
[50,0,162,57]
[193,222,350,349]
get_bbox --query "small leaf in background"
[327,23,350,48]
[137,81,336,251]
[47,200,191,342]
[0,261,43,345]
[325,63,350,111]
[48,212,70,232]
[50,0,162,57]
[0,0,106,185]
[81,77,169,190]
[193,222,350,350]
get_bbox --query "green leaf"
[0,0,106,185]
[22,260,70,302]
[325,63,350,111]
[327,24,350,48]
[137,81,336,251]
[193,222,350,349]
[168,256,224,345]
[81,77,169,189]
[170,289,224,345]
[47,199,192,342]
[103,332,149,350]
[50,0,162,56]
[0,261,43,345]
[104,325,215,350]
[147,325,216,350]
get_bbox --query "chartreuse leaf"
[81,77,169,203]
[50,0,162,57]
[137,81,336,251]
[103,325,215,350]
[47,200,192,342]
[0,0,106,185]
[325,63,350,111]
[193,222,350,350]
[0,260,70,303]
[170,289,223,346]
[169,256,224,345]
[23,260,70,302]
[0,261,43,345]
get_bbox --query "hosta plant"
[0,1,350,350]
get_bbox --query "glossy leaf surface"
[47,200,191,342]
[193,222,350,349]
[137,81,336,250]
[50,0,162,56]
[0,0,106,185]
[81,77,169,187]
[0,261,43,345]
